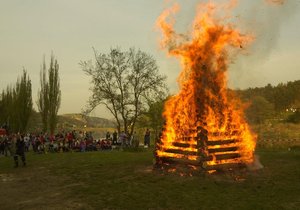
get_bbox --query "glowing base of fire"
[155,134,252,174]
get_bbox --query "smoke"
[246,155,264,171]
[265,0,286,5]
[229,0,298,88]
[245,0,297,61]
[160,0,298,88]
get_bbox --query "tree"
[0,86,14,130]
[36,54,61,134]
[37,58,49,132]
[245,96,274,124]
[15,69,33,132]
[272,83,294,112]
[137,96,167,139]
[81,47,167,137]
[0,70,32,132]
[287,110,300,123]
[48,55,61,135]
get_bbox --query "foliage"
[137,96,167,139]
[48,55,61,135]
[0,69,32,133]
[286,110,300,123]
[238,80,300,112]
[245,96,275,124]
[15,70,33,132]
[0,86,14,129]
[237,80,300,123]
[81,47,168,137]
[37,58,49,132]
[36,54,61,134]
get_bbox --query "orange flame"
[156,1,256,166]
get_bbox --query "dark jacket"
[16,138,25,155]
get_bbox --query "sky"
[0,0,300,118]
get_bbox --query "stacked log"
[155,132,245,173]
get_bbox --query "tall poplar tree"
[0,86,14,130]
[37,54,61,134]
[0,70,32,133]
[37,58,49,132]
[48,55,61,135]
[15,69,33,132]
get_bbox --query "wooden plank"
[204,162,245,171]
[206,139,238,146]
[158,156,200,166]
[208,146,238,153]
[172,142,197,148]
[204,153,241,161]
[209,130,240,136]
[164,149,198,156]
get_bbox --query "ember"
[155,1,257,173]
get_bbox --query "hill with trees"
[26,112,115,132]
[236,80,300,124]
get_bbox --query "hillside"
[27,112,115,132]
[59,113,115,129]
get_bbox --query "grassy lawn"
[0,148,300,210]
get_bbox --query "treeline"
[140,80,300,136]
[0,54,61,134]
[237,80,300,124]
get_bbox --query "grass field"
[0,148,300,210]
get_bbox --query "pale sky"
[0,0,299,118]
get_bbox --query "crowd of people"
[0,127,152,167]
[0,129,152,154]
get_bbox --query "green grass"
[0,148,300,210]
[252,123,300,148]
[254,123,300,141]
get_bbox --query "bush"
[287,111,300,123]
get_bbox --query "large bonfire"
[155,1,257,171]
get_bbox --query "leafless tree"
[81,47,168,137]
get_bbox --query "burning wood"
[154,1,257,174]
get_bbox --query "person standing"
[112,131,118,145]
[24,134,30,152]
[3,134,9,156]
[9,134,16,157]
[144,128,150,148]
[0,134,4,155]
[14,134,26,167]
[106,131,111,141]
[131,131,139,148]
[120,131,127,147]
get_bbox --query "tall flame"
[156,1,256,166]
